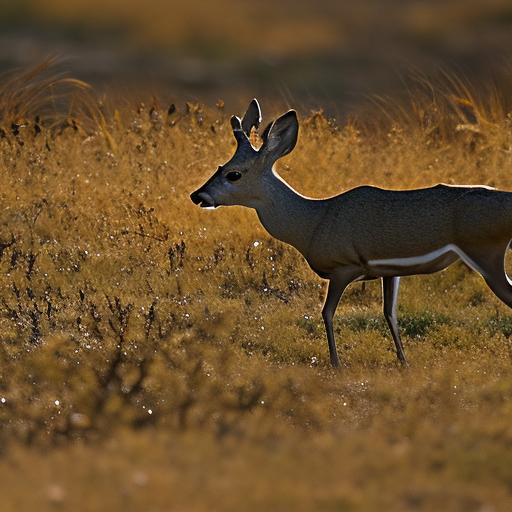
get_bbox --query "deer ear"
[231,115,248,146]
[261,110,298,160]
[241,98,262,137]
[231,115,242,131]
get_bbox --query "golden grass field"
[1,65,512,510]
[6,1,512,111]
[23,0,512,57]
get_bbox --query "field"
[4,1,512,110]
[1,65,512,510]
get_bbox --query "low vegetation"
[1,65,512,510]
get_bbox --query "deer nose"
[190,189,202,204]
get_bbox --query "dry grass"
[25,0,512,58]
[1,65,512,510]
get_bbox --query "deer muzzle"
[191,167,223,208]
[190,189,217,209]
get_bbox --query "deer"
[190,99,512,368]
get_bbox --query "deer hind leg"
[382,276,408,366]
[457,242,512,308]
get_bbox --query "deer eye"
[226,171,242,182]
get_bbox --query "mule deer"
[191,99,512,368]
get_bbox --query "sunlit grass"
[1,65,512,510]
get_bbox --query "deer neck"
[252,169,324,254]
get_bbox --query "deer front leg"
[382,276,408,366]
[322,268,361,368]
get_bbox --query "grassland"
[21,0,512,57]
[4,1,512,111]
[1,68,512,510]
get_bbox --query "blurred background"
[2,0,512,115]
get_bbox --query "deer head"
[190,99,299,209]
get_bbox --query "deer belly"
[365,244,469,277]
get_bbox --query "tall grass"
[1,63,512,510]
